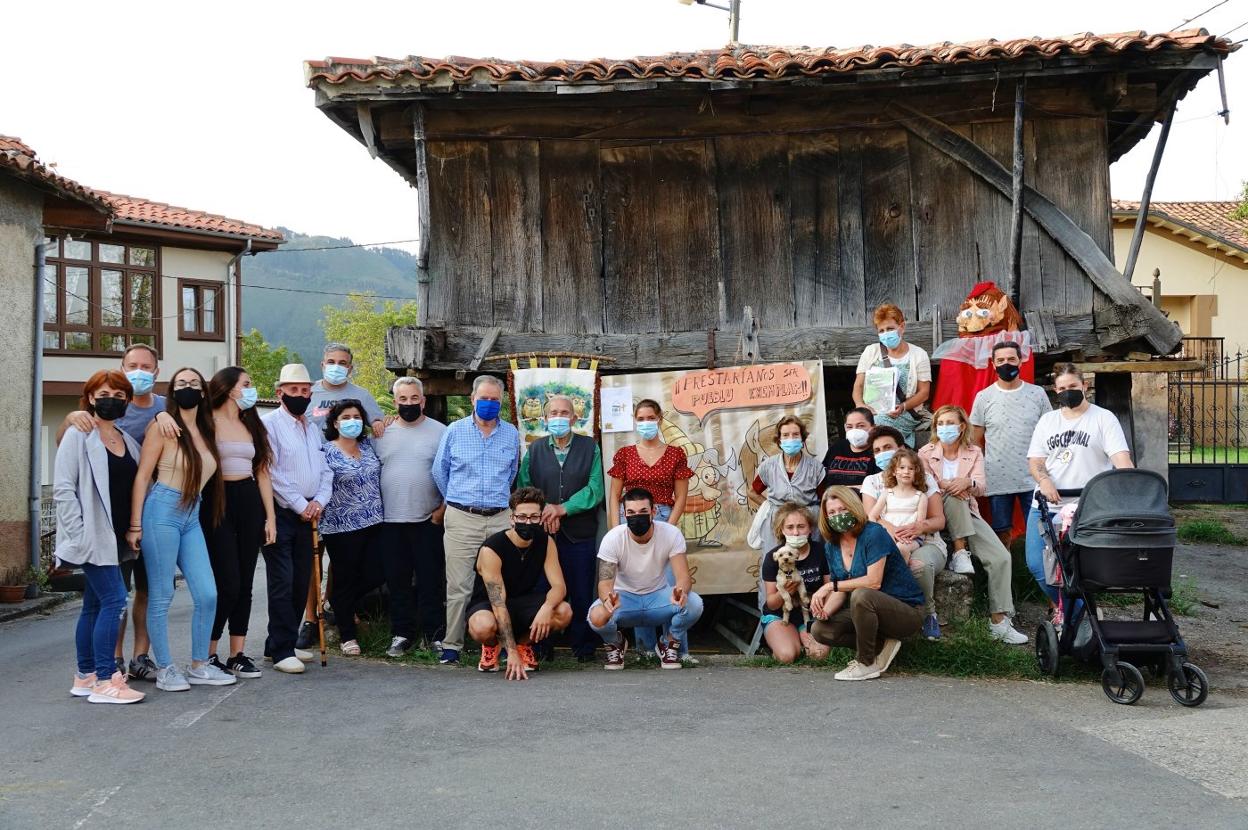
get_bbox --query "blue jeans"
[989,492,1032,533]
[614,505,683,653]
[589,588,704,648]
[1025,507,1061,605]
[76,563,127,678]
[142,483,217,666]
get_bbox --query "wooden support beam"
[357,103,379,159]
[889,102,1182,355]
[1107,72,1195,162]
[456,326,503,379]
[740,306,759,363]
[1007,78,1025,307]
[412,104,432,327]
[1123,99,1176,282]
[1024,310,1060,353]
[1074,359,1206,374]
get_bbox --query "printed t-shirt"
[970,382,1052,496]
[761,542,829,625]
[1026,403,1130,509]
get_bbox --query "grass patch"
[1169,577,1200,616]
[1168,446,1248,464]
[1177,518,1247,546]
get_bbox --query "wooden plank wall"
[424,115,1112,335]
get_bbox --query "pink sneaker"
[71,672,97,698]
[87,671,145,705]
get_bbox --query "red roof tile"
[0,135,112,214]
[95,190,284,243]
[1113,199,1248,255]
[306,28,1236,88]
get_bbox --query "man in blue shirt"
[432,375,520,665]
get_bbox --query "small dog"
[772,545,811,627]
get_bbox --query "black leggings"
[325,525,384,643]
[202,478,265,642]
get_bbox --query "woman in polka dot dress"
[606,399,693,529]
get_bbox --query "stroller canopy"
[1070,469,1176,549]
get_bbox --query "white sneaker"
[294,648,315,663]
[989,617,1029,645]
[834,660,882,681]
[187,662,237,686]
[950,551,975,575]
[274,656,306,674]
[871,639,902,675]
[155,664,191,692]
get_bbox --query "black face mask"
[93,397,128,422]
[173,387,203,409]
[282,394,311,416]
[995,363,1021,382]
[1056,389,1085,409]
[513,521,543,543]
[625,514,653,537]
[398,403,423,423]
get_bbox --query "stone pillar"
[1130,371,1169,479]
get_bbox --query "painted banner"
[511,367,597,455]
[601,360,827,595]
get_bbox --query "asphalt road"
[1,567,1246,829]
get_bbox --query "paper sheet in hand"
[863,366,898,414]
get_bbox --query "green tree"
[240,328,303,395]
[1234,180,1248,220]
[320,292,420,415]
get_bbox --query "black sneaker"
[295,621,316,650]
[127,653,158,682]
[227,653,262,678]
[114,656,126,677]
[207,653,229,674]
[385,636,413,658]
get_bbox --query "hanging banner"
[601,360,827,595]
[510,366,597,455]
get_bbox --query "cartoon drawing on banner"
[738,413,818,511]
[680,447,737,548]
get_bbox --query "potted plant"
[0,567,27,603]
[23,565,50,600]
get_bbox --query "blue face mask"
[323,364,349,385]
[125,369,155,395]
[475,398,502,421]
[338,418,363,439]
[779,438,804,456]
[636,421,659,440]
[236,387,259,411]
[546,416,571,437]
[878,330,902,350]
[874,450,896,469]
[936,424,962,444]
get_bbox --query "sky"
[3,0,1244,252]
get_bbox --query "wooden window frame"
[177,278,226,342]
[42,236,162,358]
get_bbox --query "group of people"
[53,300,1135,702]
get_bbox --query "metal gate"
[1168,338,1248,502]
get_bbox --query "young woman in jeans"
[127,367,234,692]
[54,370,145,704]
[203,367,276,678]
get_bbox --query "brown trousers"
[810,588,924,665]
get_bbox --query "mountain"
[240,228,420,364]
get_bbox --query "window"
[178,279,225,341]
[43,236,159,355]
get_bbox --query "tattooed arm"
[477,546,517,653]
[597,558,618,603]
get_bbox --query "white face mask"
[845,428,869,448]
[784,534,809,548]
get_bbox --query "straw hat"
[276,364,312,386]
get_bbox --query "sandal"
[340,640,360,656]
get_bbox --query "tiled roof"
[95,190,285,243]
[1113,199,1248,256]
[306,28,1236,88]
[0,135,112,213]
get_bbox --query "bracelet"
[832,578,839,593]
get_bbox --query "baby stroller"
[1034,468,1208,706]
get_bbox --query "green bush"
[1177,519,1246,546]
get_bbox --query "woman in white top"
[853,303,931,448]
[1025,363,1133,620]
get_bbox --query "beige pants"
[943,495,1015,616]
[909,541,947,616]
[442,505,512,651]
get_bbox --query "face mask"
[323,364,349,385]
[845,428,869,449]
[173,387,203,409]
[546,416,571,438]
[878,330,902,350]
[513,522,543,542]
[475,399,502,421]
[779,438,804,456]
[398,403,422,423]
[338,418,363,439]
[874,450,896,469]
[936,424,962,444]
[282,394,311,416]
[125,369,155,396]
[93,397,128,422]
[827,512,857,534]
[1056,389,1085,409]
[625,513,653,537]
[995,363,1021,382]
[784,533,809,548]
[236,387,258,411]
[636,421,659,440]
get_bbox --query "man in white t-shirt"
[588,487,703,669]
[970,341,1053,547]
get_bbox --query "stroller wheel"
[1101,662,1145,705]
[1034,621,1059,677]
[1167,663,1209,708]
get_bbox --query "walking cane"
[310,518,328,667]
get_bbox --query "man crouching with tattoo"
[466,487,573,680]
[588,487,704,670]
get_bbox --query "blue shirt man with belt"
[431,374,521,665]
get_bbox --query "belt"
[448,502,505,517]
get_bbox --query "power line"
[1220,19,1247,37]
[263,238,420,253]
[1174,0,1231,29]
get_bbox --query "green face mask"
[827,512,857,534]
